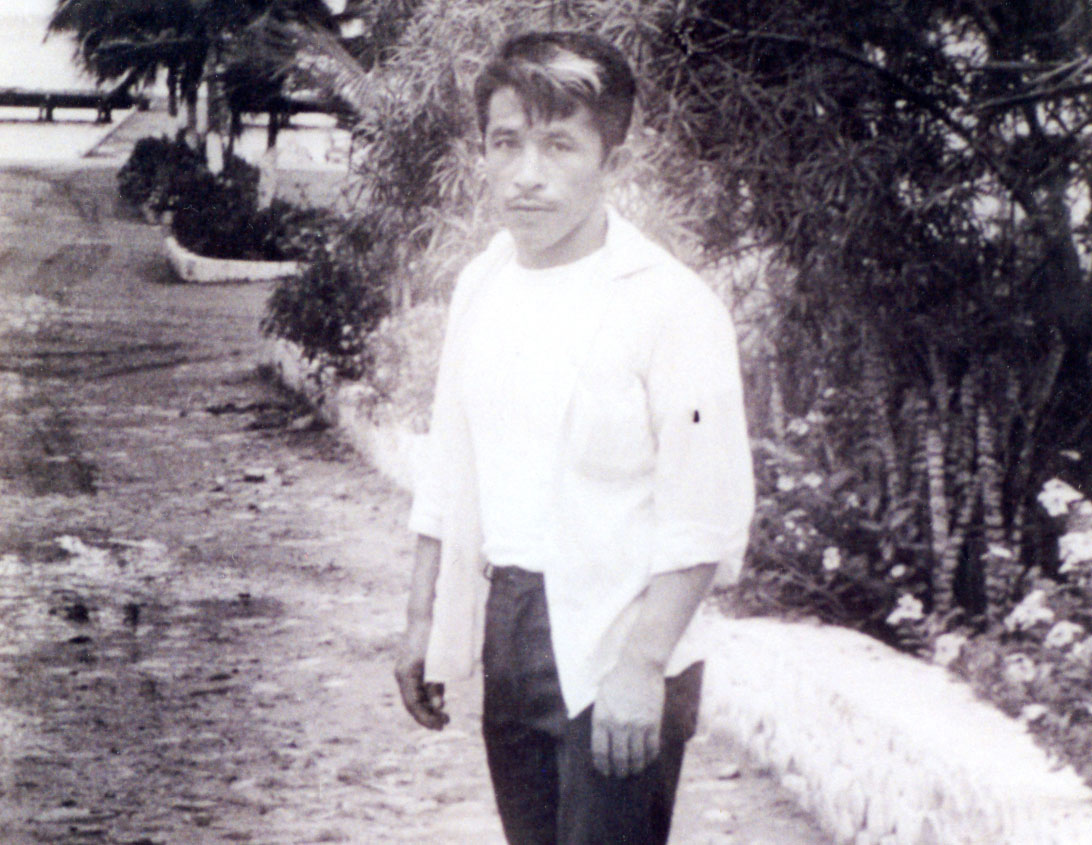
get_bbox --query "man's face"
[482,86,618,269]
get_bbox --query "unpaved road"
[0,156,828,844]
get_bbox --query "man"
[394,31,754,845]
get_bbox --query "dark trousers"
[481,565,703,845]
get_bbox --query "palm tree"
[47,0,335,136]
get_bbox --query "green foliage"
[261,213,393,379]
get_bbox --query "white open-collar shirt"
[409,209,755,716]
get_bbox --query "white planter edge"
[164,233,300,285]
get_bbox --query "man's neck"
[515,207,609,270]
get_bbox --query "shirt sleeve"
[646,278,755,584]
[406,271,474,540]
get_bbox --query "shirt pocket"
[567,372,656,482]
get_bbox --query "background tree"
[631,0,1092,627]
[48,0,335,135]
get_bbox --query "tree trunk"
[184,85,199,144]
[977,374,1015,616]
[167,64,179,118]
[925,405,953,614]
[861,329,901,507]
[267,110,281,150]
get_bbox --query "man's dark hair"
[473,31,636,153]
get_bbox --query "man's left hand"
[591,658,666,778]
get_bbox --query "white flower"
[777,475,797,492]
[1003,590,1055,632]
[786,418,810,437]
[805,410,827,424]
[1058,531,1092,574]
[1069,637,1092,667]
[802,473,823,489]
[1003,654,1037,685]
[886,594,924,626]
[889,565,908,579]
[1060,450,1082,462]
[822,547,841,572]
[1020,704,1048,723]
[1038,478,1086,518]
[1045,621,1085,649]
[845,492,861,508]
[932,633,967,668]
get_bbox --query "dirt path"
[0,161,828,844]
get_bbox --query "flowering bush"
[721,397,917,646]
[908,478,1092,785]
[721,387,1092,784]
[946,583,1092,785]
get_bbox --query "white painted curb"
[262,335,1092,845]
[261,338,425,491]
[695,615,1092,844]
[164,234,300,284]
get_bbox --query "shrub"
[116,134,338,262]
[168,156,267,260]
[171,188,339,262]
[117,135,174,208]
[261,213,393,379]
[720,401,908,645]
[116,132,205,213]
[361,301,447,432]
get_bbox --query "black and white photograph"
[2,2,1092,843]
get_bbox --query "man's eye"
[490,137,518,150]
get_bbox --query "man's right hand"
[395,638,449,730]
[396,535,448,730]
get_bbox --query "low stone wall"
[262,336,1092,845]
[695,616,1092,844]
[164,235,300,285]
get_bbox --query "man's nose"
[512,144,545,190]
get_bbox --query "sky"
[0,9,89,90]
[6,1,58,14]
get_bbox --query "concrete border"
[164,234,300,285]
[262,335,1092,845]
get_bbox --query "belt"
[483,563,543,582]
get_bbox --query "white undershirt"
[459,249,605,572]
